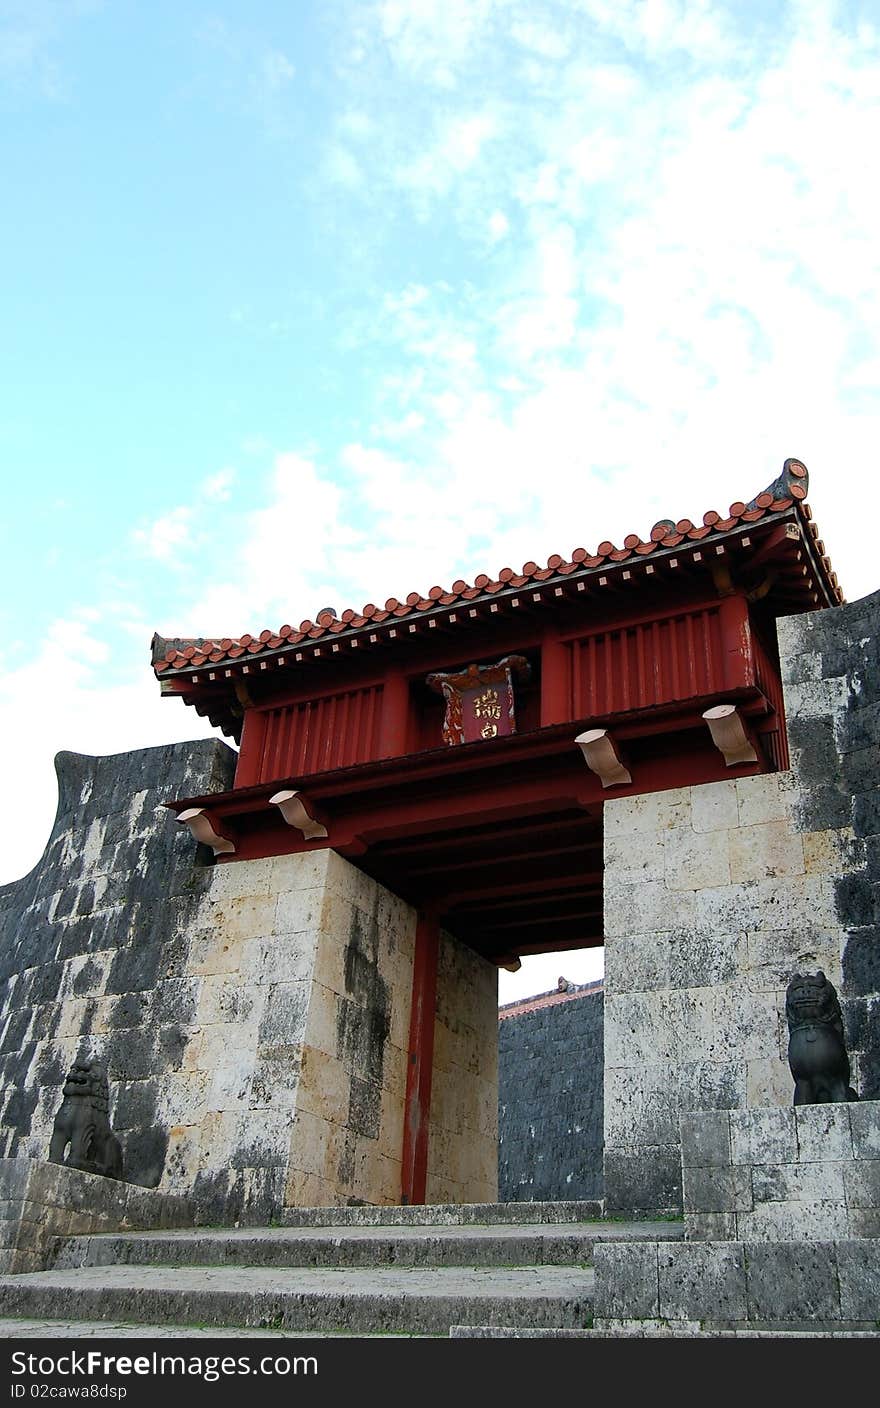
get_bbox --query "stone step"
[280,1199,605,1226]
[0,1263,595,1336]
[55,1219,679,1271]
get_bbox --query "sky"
[1,0,878,1004]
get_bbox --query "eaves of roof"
[152,458,840,685]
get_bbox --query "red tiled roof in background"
[498,979,604,1021]
[152,458,841,678]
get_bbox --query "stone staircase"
[0,1202,676,1339]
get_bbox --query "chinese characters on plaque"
[426,655,531,747]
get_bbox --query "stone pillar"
[425,929,499,1204]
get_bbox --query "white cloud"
[0,612,218,887]
[133,506,193,562]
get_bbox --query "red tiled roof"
[153,458,841,678]
[498,979,604,1020]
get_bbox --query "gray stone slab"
[683,1165,752,1215]
[795,1104,854,1162]
[751,1161,846,1205]
[843,1158,880,1211]
[592,1241,658,1321]
[658,1242,747,1323]
[730,1107,797,1167]
[850,1101,880,1159]
[745,1242,841,1322]
[680,1110,731,1169]
[836,1239,880,1320]
[685,1212,737,1240]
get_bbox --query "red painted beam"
[401,911,440,1206]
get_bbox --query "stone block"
[795,1104,854,1162]
[602,931,671,994]
[843,1158,880,1210]
[658,1242,747,1323]
[240,931,318,987]
[668,932,745,990]
[729,1108,797,1167]
[664,828,731,891]
[803,827,864,876]
[603,1145,682,1214]
[735,773,790,826]
[294,1046,350,1126]
[604,831,666,883]
[685,1212,737,1240]
[849,1100,880,1159]
[605,880,695,938]
[250,1043,302,1110]
[203,895,278,946]
[696,874,838,937]
[680,1110,731,1169]
[691,781,739,834]
[604,997,661,1070]
[837,1239,880,1319]
[752,1160,846,1205]
[604,1070,681,1148]
[849,1208,880,1237]
[185,928,245,977]
[682,1165,752,1215]
[729,823,804,885]
[592,1242,659,1320]
[256,982,311,1046]
[206,855,278,902]
[745,1241,841,1320]
[746,1057,794,1108]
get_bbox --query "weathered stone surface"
[658,1241,747,1322]
[682,1166,752,1215]
[498,987,603,1203]
[745,1242,841,1321]
[679,1110,730,1169]
[795,1104,854,1162]
[729,1107,797,1167]
[592,1241,658,1320]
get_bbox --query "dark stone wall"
[0,740,236,1188]
[780,585,880,1098]
[498,987,604,1202]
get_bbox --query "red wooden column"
[400,910,440,1205]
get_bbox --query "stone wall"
[498,987,604,1202]
[426,930,498,1205]
[593,1237,880,1332]
[0,741,236,1196]
[681,1101,880,1240]
[603,587,880,1214]
[0,1158,193,1274]
[0,741,500,1219]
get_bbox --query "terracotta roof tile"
[152,458,841,676]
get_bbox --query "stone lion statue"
[785,971,858,1105]
[49,1057,124,1180]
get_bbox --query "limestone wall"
[285,853,416,1208]
[425,930,498,1204]
[603,587,880,1214]
[0,740,500,1218]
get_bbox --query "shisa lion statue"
[785,971,859,1105]
[49,1056,124,1180]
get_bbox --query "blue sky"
[2,0,879,999]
